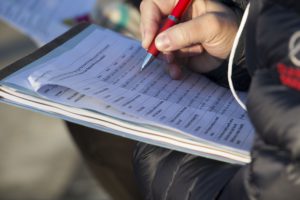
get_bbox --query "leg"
[67,122,141,200]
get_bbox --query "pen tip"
[141,53,155,71]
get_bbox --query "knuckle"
[205,13,223,31]
[175,26,192,47]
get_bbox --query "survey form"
[14,26,256,151]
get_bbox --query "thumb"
[154,13,224,52]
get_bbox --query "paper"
[22,26,254,151]
[0,0,96,45]
[36,84,146,124]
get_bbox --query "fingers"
[163,51,221,79]
[161,48,221,79]
[188,52,223,73]
[168,63,183,80]
[140,0,177,48]
[162,52,175,63]
[140,0,160,48]
[159,12,237,59]
[160,52,182,79]
[155,13,223,52]
[139,0,237,77]
[177,44,204,57]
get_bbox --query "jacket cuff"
[203,59,250,91]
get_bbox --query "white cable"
[227,3,250,111]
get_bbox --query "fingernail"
[142,40,146,48]
[155,33,170,50]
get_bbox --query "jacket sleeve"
[219,1,300,199]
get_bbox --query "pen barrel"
[147,0,192,56]
[171,0,192,19]
[147,18,177,56]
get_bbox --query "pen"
[141,0,193,70]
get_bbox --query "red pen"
[140,0,193,70]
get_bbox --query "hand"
[140,0,239,79]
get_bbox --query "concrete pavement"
[0,20,111,200]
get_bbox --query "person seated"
[133,0,300,199]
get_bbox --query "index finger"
[140,0,178,48]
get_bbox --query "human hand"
[140,0,239,79]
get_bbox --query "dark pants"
[67,123,141,200]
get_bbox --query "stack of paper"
[0,24,254,164]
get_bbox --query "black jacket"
[133,0,300,199]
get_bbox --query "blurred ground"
[0,20,111,200]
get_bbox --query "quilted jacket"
[133,0,300,199]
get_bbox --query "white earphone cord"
[227,3,250,111]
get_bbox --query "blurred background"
[0,19,112,200]
[0,0,141,199]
